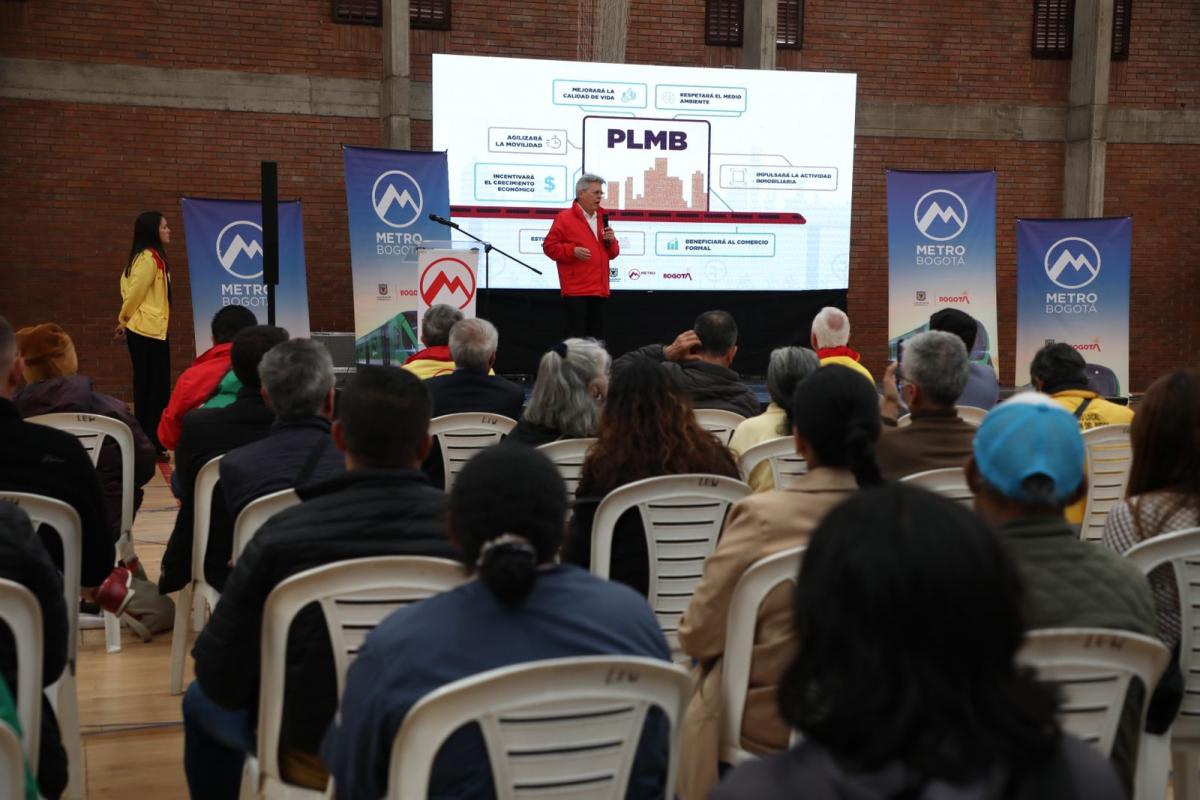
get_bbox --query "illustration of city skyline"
[606,158,708,211]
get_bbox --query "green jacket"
[202,369,241,410]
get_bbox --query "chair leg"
[192,591,207,631]
[103,609,122,654]
[1136,732,1169,800]
[57,673,85,799]
[169,584,193,695]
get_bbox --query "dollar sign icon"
[544,176,556,193]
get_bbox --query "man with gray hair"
[402,303,464,379]
[875,330,977,480]
[811,306,874,384]
[542,173,620,339]
[213,338,346,588]
[729,346,820,490]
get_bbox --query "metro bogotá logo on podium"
[371,170,424,228]
[913,189,968,241]
[420,257,476,309]
[1044,236,1101,289]
[215,220,265,279]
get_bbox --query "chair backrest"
[190,456,223,587]
[738,436,808,489]
[899,467,973,509]
[256,556,467,791]
[1124,526,1200,740]
[232,488,301,561]
[428,413,518,492]
[590,475,751,660]
[0,720,24,800]
[1080,424,1133,543]
[1017,628,1169,756]
[536,438,597,508]
[27,412,136,538]
[386,655,691,800]
[693,409,746,446]
[956,405,988,426]
[0,494,81,674]
[720,546,804,765]
[0,579,43,771]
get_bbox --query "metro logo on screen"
[584,117,711,212]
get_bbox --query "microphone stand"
[428,215,541,321]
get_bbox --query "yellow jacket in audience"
[1052,389,1134,523]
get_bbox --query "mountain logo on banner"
[1044,236,1101,289]
[371,170,424,228]
[215,220,265,279]
[913,189,968,241]
[420,257,476,310]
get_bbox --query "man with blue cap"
[966,394,1156,795]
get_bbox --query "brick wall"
[1108,0,1200,109]
[0,99,380,400]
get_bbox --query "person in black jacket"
[156,325,288,595]
[612,310,761,418]
[0,503,69,799]
[0,316,114,591]
[184,365,456,799]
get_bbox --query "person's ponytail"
[845,426,883,487]
[476,533,539,607]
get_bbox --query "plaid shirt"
[1102,492,1200,649]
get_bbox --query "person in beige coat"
[676,364,885,799]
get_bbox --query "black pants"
[126,329,170,452]
[563,295,606,342]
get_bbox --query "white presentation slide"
[433,54,857,292]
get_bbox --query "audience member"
[424,318,524,419]
[727,346,818,491]
[402,304,464,379]
[967,397,1156,793]
[876,330,976,480]
[0,504,68,799]
[564,358,740,594]
[714,484,1124,800]
[157,325,287,595]
[185,366,456,798]
[929,307,998,409]
[613,310,760,417]
[212,339,345,589]
[678,364,881,798]
[0,674,36,800]
[157,304,258,451]
[322,444,672,800]
[0,316,114,589]
[14,323,156,540]
[810,306,874,384]
[1104,369,1200,650]
[1031,342,1134,429]
[508,337,609,447]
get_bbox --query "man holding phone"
[542,173,620,340]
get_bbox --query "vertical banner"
[887,170,998,371]
[415,248,480,341]
[343,146,450,366]
[180,197,311,355]
[1015,217,1131,393]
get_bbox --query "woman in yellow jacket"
[116,211,172,455]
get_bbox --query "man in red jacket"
[542,173,619,340]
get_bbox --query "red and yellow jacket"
[119,248,170,340]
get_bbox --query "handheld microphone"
[428,213,461,229]
[602,214,610,228]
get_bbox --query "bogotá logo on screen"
[1044,237,1101,289]
[216,221,264,279]
[913,190,968,241]
[372,170,423,228]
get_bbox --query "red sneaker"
[95,566,135,617]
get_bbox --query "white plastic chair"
[1018,628,1168,759]
[536,438,596,509]
[0,579,43,774]
[720,546,804,765]
[0,720,24,800]
[27,412,138,653]
[428,413,518,492]
[232,489,301,561]
[693,409,746,446]
[895,405,988,428]
[1080,425,1133,543]
[590,474,751,662]
[386,655,691,800]
[243,555,467,799]
[1124,527,1200,800]
[169,456,223,695]
[738,436,808,490]
[0,493,85,798]
[899,467,973,509]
